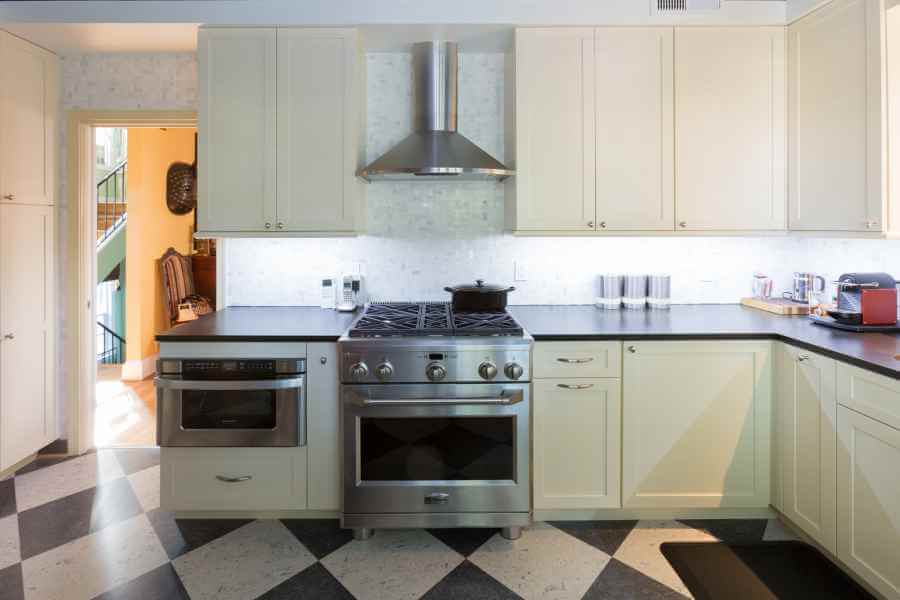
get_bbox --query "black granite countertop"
[155,306,357,342]
[157,304,900,380]
[509,304,900,379]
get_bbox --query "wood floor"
[95,365,156,447]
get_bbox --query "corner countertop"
[509,304,900,380]
[156,304,900,380]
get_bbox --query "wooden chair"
[159,247,211,325]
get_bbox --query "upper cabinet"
[511,28,596,232]
[509,26,786,234]
[675,27,787,231]
[0,31,58,207]
[197,27,361,237]
[789,0,884,232]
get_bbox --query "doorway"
[66,111,198,454]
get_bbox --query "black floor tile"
[427,528,499,557]
[256,563,354,600]
[421,561,523,600]
[0,563,24,600]
[14,455,77,477]
[549,520,639,556]
[280,519,354,560]
[583,558,688,600]
[111,448,160,476]
[146,509,252,560]
[678,519,769,544]
[92,563,189,600]
[0,478,15,519]
[17,477,142,559]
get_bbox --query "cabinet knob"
[2,333,13,341]
[678,221,687,228]
[587,221,594,229]
[277,222,284,230]
[2,194,13,201]
[865,220,878,229]
[264,222,272,230]
[797,355,810,362]
[320,356,327,365]
[599,221,607,229]
[627,345,636,353]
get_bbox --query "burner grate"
[348,302,523,338]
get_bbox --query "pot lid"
[444,279,516,294]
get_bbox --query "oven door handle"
[348,389,524,407]
[154,377,304,391]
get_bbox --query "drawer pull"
[557,383,595,390]
[556,357,594,364]
[216,475,253,483]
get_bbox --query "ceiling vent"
[652,0,720,13]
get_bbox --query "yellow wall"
[124,127,196,364]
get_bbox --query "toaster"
[834,272,898,326]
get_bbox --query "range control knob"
[504,362,524,380]
[478,361,498,380]
[426,362,447,382]
[374,362,394,381]
[349,362,369,380]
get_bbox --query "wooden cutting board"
[741,297,810,316]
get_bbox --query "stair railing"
[96,321,126,365]
[97,160,127,244]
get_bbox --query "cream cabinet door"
[533,379,621,509]
[307,342,340,510]
[777,344,837,553]
[622,341,772,508]
[513,28,596,232]
[277,29,359,233]
[198,28,277,233]
[0,32,57,207]
[595,28,674,231]
[789,0,883,232]
[836,407,900,600]
[674,28,787,231]
[0,204,55,471]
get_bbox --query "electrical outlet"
[514,261,528,282]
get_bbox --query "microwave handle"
[154,377,304,391]
[348,389,524,407]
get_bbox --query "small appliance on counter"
[810,272,900,332]
[337,274,363,312]
[783,272,826,304]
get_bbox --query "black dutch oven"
[444,279,515,312]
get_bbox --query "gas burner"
[348,302,524,338]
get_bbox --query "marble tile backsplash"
[224,52,900,306]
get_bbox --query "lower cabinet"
[622,341,772,508]
[776,344,837,554]
[836,406,900,600]
[307,342,341,510]
[161,447,308,511]
[533,379,621,509]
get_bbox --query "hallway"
[95,366,156,447]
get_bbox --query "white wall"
[223,52,900,306]
[786,0,831,20]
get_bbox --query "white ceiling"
[2,23,200,54]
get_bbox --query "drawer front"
[837,363,900,431]
[161,447,307,511]
[533,342,622,379]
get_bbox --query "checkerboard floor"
[0,448,801,600]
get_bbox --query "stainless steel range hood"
[358,41,513,182]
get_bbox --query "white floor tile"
[172,519,316,600]
[0,514,20,570]
[321,529,463,600]
[762,518,799,541]
[468,522,611,600]
[15,452,124,512]
[21,513,167,600]
[127,465,160,512]
[613,519,718,597]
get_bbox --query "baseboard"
[38,439,68,455]
[121,353,158,381]
[0,453,37,479]
[172,510,341,519]
[533,507,777,521]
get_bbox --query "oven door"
[342,383,530,515]
[156,377,305,447]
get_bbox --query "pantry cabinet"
[836,406,900,600]
[306,342,341,511]
[776,344,837,554]
[0,30,58,207]
[674,27,787,231]
[533,379,621,510]
[197,27,361,236]
[622,341,772,508]
[1,204,56,472]
[788,0,884,232]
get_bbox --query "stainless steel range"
[339,302,532,541]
